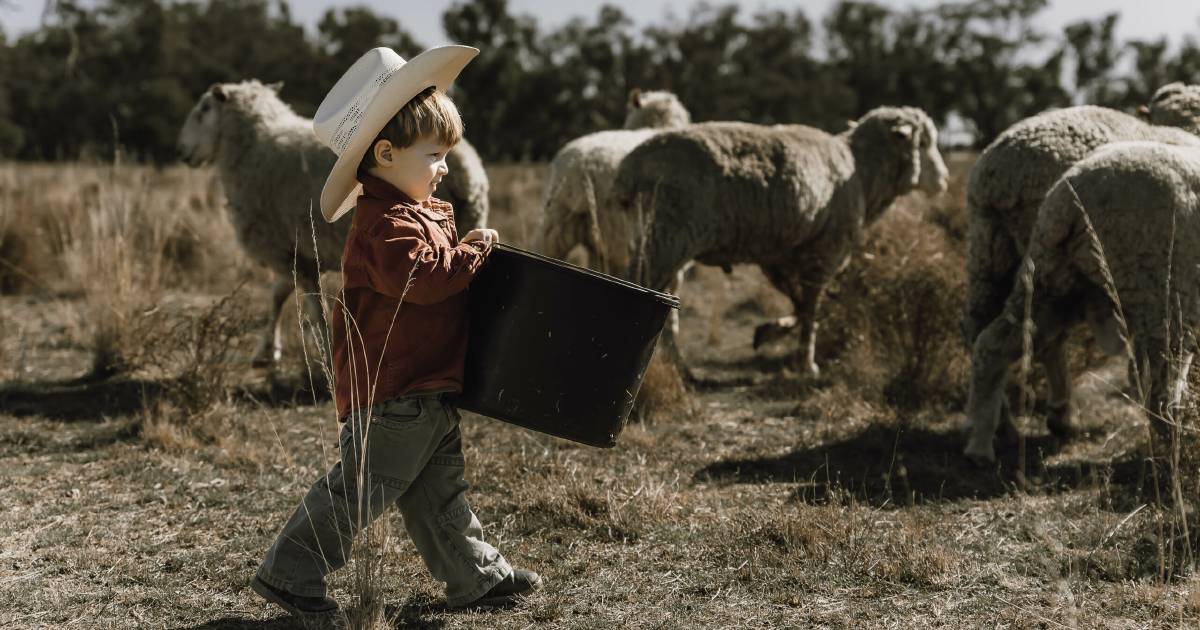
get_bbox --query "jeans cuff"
[445,562,513,607]
[255,568,329,599]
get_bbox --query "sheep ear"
[211,84,229,103]
[268,81,284,93]
[1137,104,1151,118]
[845,119,858,130]
[893,124,914,140]
[628,88,642,109]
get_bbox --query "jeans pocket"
[371,397,424,427]
[362,399,433,491]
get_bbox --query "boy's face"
[368,135,453,202]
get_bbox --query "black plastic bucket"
[458,244,681,447]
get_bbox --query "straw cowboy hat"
[314,45,479,222]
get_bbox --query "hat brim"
[321,45,479,222]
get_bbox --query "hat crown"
[313,47,408,156]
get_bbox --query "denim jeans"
[256,391,512,606]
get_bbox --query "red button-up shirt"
[330,173,492,419]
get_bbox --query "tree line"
[1,0,1199,162]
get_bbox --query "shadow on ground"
[0,372,330,422]
[176,600,453,630]
[691,422,1143,503]
[696,417,1169,506]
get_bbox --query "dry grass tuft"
[731,497,957,591]
[631,350,694,424]
[140,288,258,416]
[823,202,969,409]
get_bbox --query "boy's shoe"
[457,569,544,609]
[251,575,341,622]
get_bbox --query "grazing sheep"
[538,89,691,273]
[964,141,1200,464]
[963,93,1200,438]
[615,107,949,377]
[176,80,488,366]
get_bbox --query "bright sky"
[2,0,1198,45]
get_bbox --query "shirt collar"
[358,172,418,207]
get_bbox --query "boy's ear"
[372,139,393,166]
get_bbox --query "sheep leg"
[757,264,825,377]
[251,275,295,368]
[1171,351,1193,410]
[964,313,1021,463]
[963,205,1019,346]
[752,316,797,350]
[965,295,1065,463]
[657,269,695,384]
[791,284,824,379]
[1041,337,1077,441]
[1137,336,1184,458]
[297,274,330,365]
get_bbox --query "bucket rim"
[491,243,681,309]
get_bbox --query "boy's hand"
[463,229,499,246]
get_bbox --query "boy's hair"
[359,86,463,173]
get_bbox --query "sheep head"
[1148,82,1200,135]
[176,80,290,167]
[850,107,949,198]
[177,84,226,166]
[623,90,691,130]
[912,113,949,195]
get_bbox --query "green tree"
[1063,13,1123,105]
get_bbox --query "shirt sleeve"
[361,214,492,305]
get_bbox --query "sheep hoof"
[803,361,821,380]
[963,439,996,466]
[751,324,771,350]
[250,348,279,369]
[250,356,274,369]
[996,416,1020,444]
[752,316,798,350]
[1046,401,1077,441]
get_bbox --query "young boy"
[251,46,541,622]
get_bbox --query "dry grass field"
[0,156,1198,628]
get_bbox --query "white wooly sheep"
[963,88,1200,438]
[176,80,488,366]
[964,141,1200,464]
[614,107,949,377]
[538,89,690,273]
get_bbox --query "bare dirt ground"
[0,159,1197,628]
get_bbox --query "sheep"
[538,89,690,273]
[962,92,1200,440]
[176,80,488,366]
[614,107,949,378]
[964,141,1200,464]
